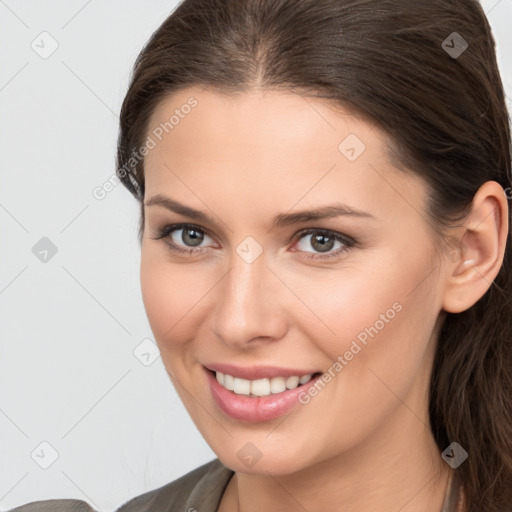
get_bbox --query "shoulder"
[115,458,234,512]
[4,459,233,512]
[5,499,97,512]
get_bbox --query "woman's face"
[140,86,449,475]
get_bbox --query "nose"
[211,248,288,349]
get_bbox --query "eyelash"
[150,223,356,261]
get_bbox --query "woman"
[10,0,512,511]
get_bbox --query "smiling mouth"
[209,369,323,397]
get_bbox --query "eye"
[150,223,214,255]
[292,228,355,260]
[151,223,356,261]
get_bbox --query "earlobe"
[442,181,509,314]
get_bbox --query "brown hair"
[116,0,512,509]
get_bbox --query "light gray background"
[0,1,511,511]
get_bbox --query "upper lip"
[204,363,320,380]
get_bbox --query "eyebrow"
[144,194,376,229]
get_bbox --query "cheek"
[286,253,438,372]
[285,261,439,452]
[139,247,202,351]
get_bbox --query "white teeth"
[270,376,286,394]
[285,376,300,389]
[233,377,251,395]
[251,378,270,396]
[299,374,312,385]
[223,374,235,391]
[214,371,314,396]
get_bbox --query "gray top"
[5,458,465,512]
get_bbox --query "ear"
[442,180,509,314]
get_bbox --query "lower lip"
[205,367,322,422]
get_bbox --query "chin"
[211,440,316,476]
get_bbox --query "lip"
[204,362,320,380]
[204,365,323,422]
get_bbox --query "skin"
[139,85,508,512]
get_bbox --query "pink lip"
[204,366,322,422]
[204,362,319,380]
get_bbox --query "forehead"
[143,86,427,226]
[146,86,387,155]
